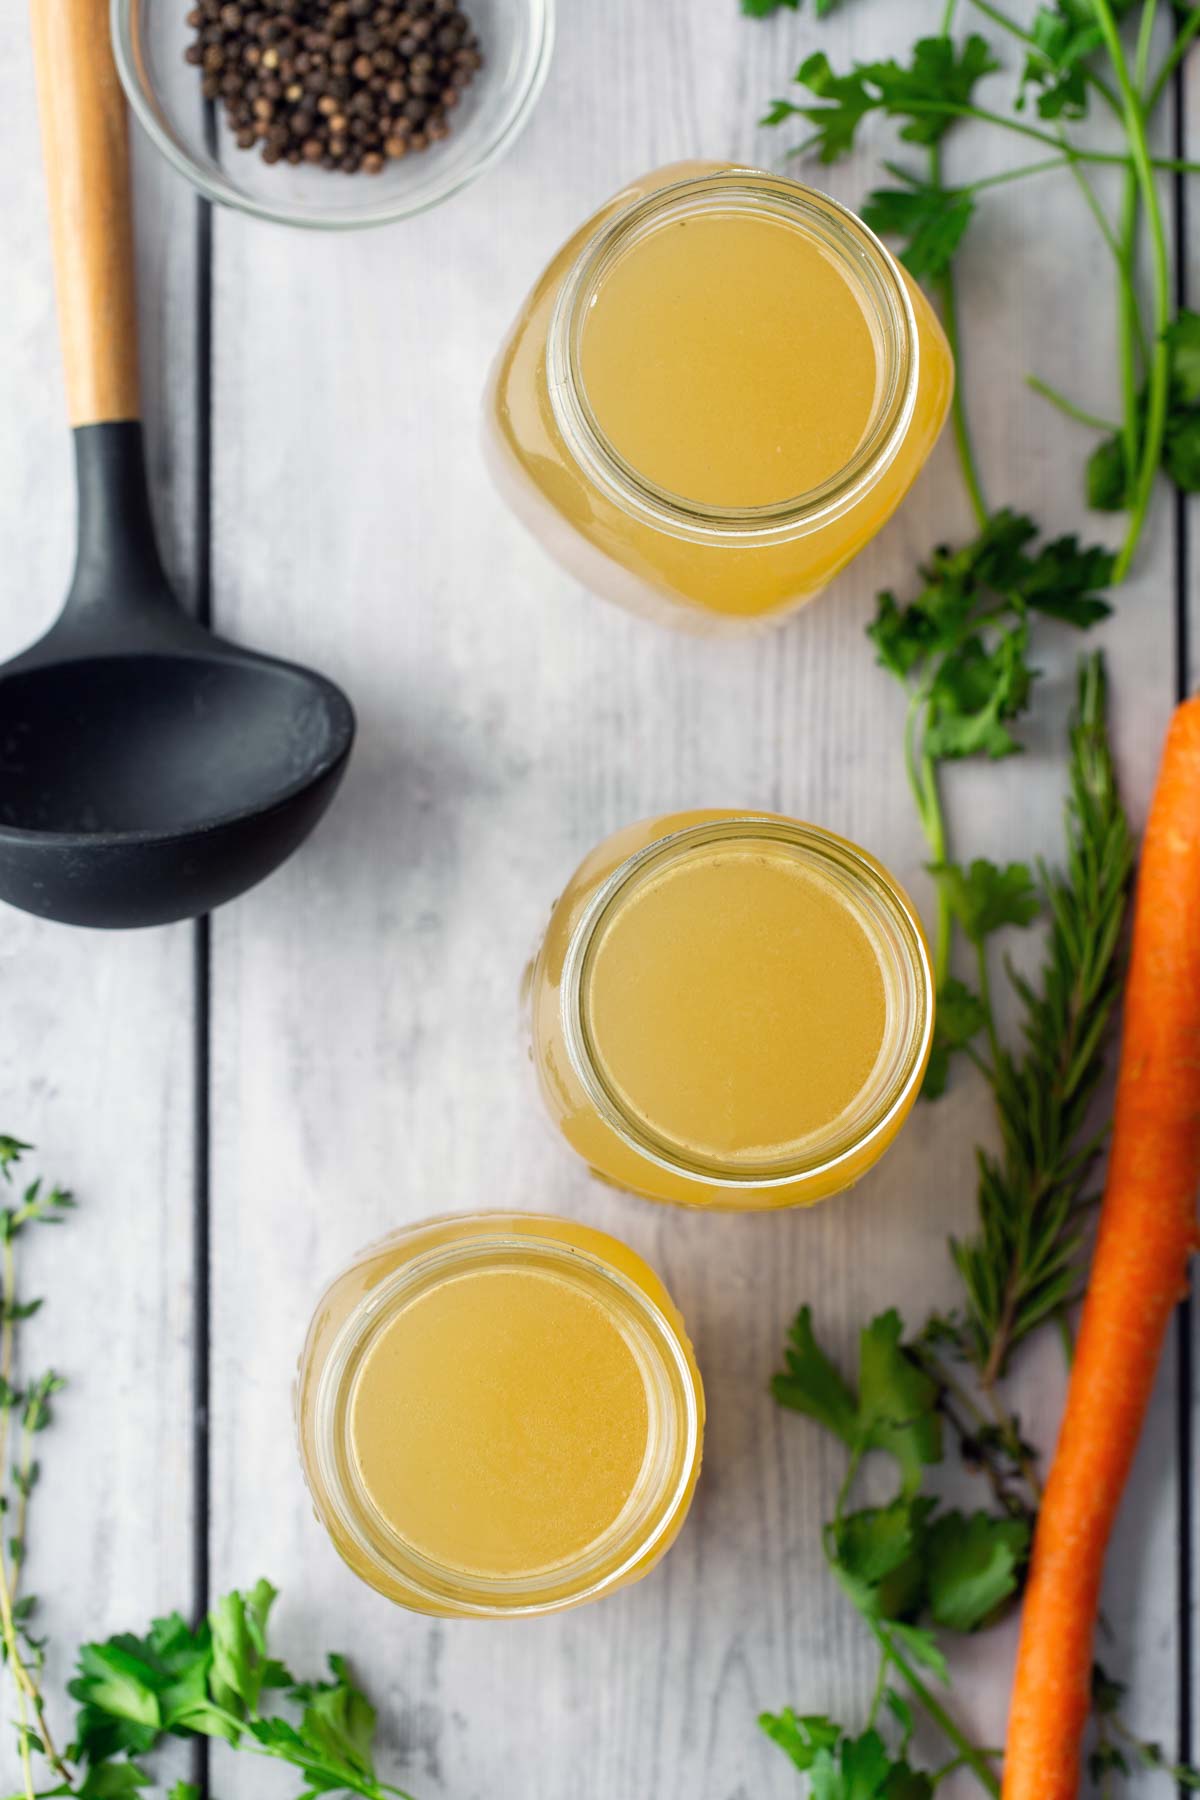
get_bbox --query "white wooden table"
[1,4,1195,1795]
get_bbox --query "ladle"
[0,0,355,929]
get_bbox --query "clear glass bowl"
[112,0,554,230]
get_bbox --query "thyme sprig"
[0,1137,74,1800]
[0,1139,417,1800]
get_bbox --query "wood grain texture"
[0,8,197,1788]
[204,4,1184,1797]
[29,0,141,427]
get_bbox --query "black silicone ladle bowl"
[5,2,354,930]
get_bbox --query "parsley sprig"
[766,1295,1199,1794]
[767,1310,1017,1797]
[756,0,1200,573]
[67,1583,415,1800]
[0,1140,417,1800]
[867,516,1113,1077]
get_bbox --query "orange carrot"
[1003,693,1200,1800]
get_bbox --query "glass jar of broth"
[485,164,954,630]
[297,1213,704,1617]
[528,812,934,1208]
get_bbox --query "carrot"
[1002,693,1200,1800]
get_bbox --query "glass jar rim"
[546,170,920,545]
[561,817,934,1189]
[309,1225,702,1616]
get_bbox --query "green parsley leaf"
[69,1642,164,1761]
[857,1314,942,1496]
[759,1709,842,1772]
[760,1715,934,1799]
[767,52,875,160]
[930,859,1040,945]
[837,1728,900,1797]
[1021,0,1105,117]
[924,1509,1030,1631]
[294,1654,379,1782]
[766,35,998,162]
[78,1765,151,1798]
[868,510,1109,788]
[925,628,1032,761]
[1167,310,1200,406]
[862,178,974,281]
[889,1622,951,1686]
[167,1786,202,1800]
[923,978,988,1098]
[771,1306,861,1443]
[830,1498,933,1620]
[1086,432,1129,510]
[209,1581,280,1718]
[1017,536,1113,625]
[866,36,1000,147]
[1165,409,1200,493]
[773,1311,941,1498]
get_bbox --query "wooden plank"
[206,2,1182,1794]
[0,11,198,1786]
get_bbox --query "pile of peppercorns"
[184,0,483,175]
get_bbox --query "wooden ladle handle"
[31,0,140,428]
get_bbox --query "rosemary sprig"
[952,655,1135,1383]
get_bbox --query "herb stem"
[207,1703,416,1800]
[1148,4,1200,109]
[974,940,1001,1071]
[903,687,953,986]
[963,155,1077,194]
[1055,1308,1075,1370]
[928,135,988,534]
[982,1381,1043,1503]
[1116,169,1142,491]
[0,1235,70,1796]
[1024,375,1119,434]
[1134,0,1158,92]
[1092,0,1172,579]
[1057,142,1152,374]
[834,1447,863,1528]
[867,1620,1001,1797]
[962,0,1034,45]
[883,100,1196,175]
[866,1645,890,1729]
[924,752,954,990]
[940,267,989,531]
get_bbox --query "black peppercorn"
[183,0,482,174]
